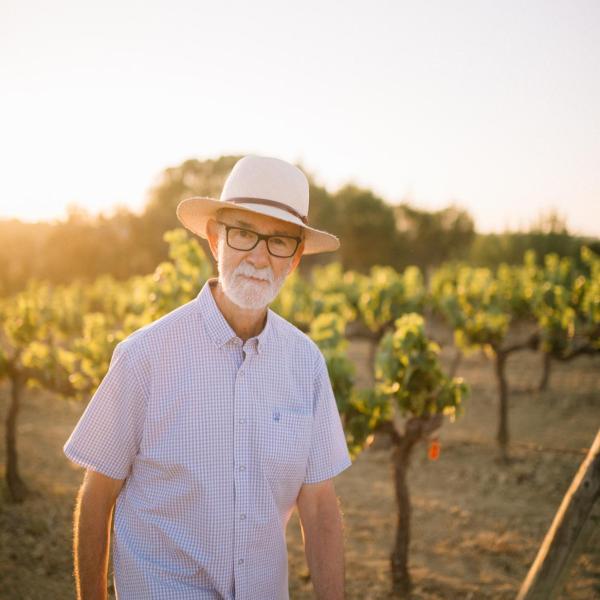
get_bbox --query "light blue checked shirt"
[63,277,351,600]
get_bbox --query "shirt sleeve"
[63,340,147,480]
[303,349,352,484]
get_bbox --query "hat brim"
[176,197,340,255]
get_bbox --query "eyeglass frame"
[215,220,304,258]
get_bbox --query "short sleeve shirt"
[63,277,352,600]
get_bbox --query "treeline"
[1,154,598,296]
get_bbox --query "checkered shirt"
[63,277,352,599]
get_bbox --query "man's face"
[208,208,304,310]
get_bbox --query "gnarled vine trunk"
[5,370,27,502]
[538,351,552,392]
[390,415,442,596]
[494,351,510,462]
[390,436,415,596]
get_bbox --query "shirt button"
[239,418,246,424]
[239,465,246,472]
[238,558,244,565]
[240,513,246,520]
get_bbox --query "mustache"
[233,261,275,283]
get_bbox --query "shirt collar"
[195,278,275,355]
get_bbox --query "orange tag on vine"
[428,438,441,461]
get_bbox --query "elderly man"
[63,155,352,600]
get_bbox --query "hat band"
[225,197,309,225]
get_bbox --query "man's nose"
[246,238,271,268]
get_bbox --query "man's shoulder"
[118,297,199,355]
[267,309,321,359]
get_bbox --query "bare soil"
[1,338,599,599]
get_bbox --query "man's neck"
[209,279,268,342]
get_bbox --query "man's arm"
[73,469,125,600]
[296,478,345,600]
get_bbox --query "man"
[63,155,352,600]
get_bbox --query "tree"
[393,203,475,279]
[375,313,467,595]
[528,247,600,389]
[139,155,242,268]
[430,262,536,461]
[332,184,401,272]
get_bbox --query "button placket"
[234,342,257,586]
[233,350,251,588]
[233,338,249,588]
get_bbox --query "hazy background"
[1,0,599,234]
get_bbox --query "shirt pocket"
[263,405,313,477]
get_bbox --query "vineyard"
[0,229,599,598]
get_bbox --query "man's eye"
[238,229,253,238]
[271,237,286,246]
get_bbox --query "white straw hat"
[176,155,340,255]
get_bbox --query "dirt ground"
[1,338,599,599]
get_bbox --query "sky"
[1,0,599,235]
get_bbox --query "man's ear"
[288,239,304,275]
[205,218,219,262]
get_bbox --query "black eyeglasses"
[216,221,303,258]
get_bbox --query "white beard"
[217,237,289,310]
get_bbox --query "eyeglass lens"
[227,227,297,258]
[227,227,297,257]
